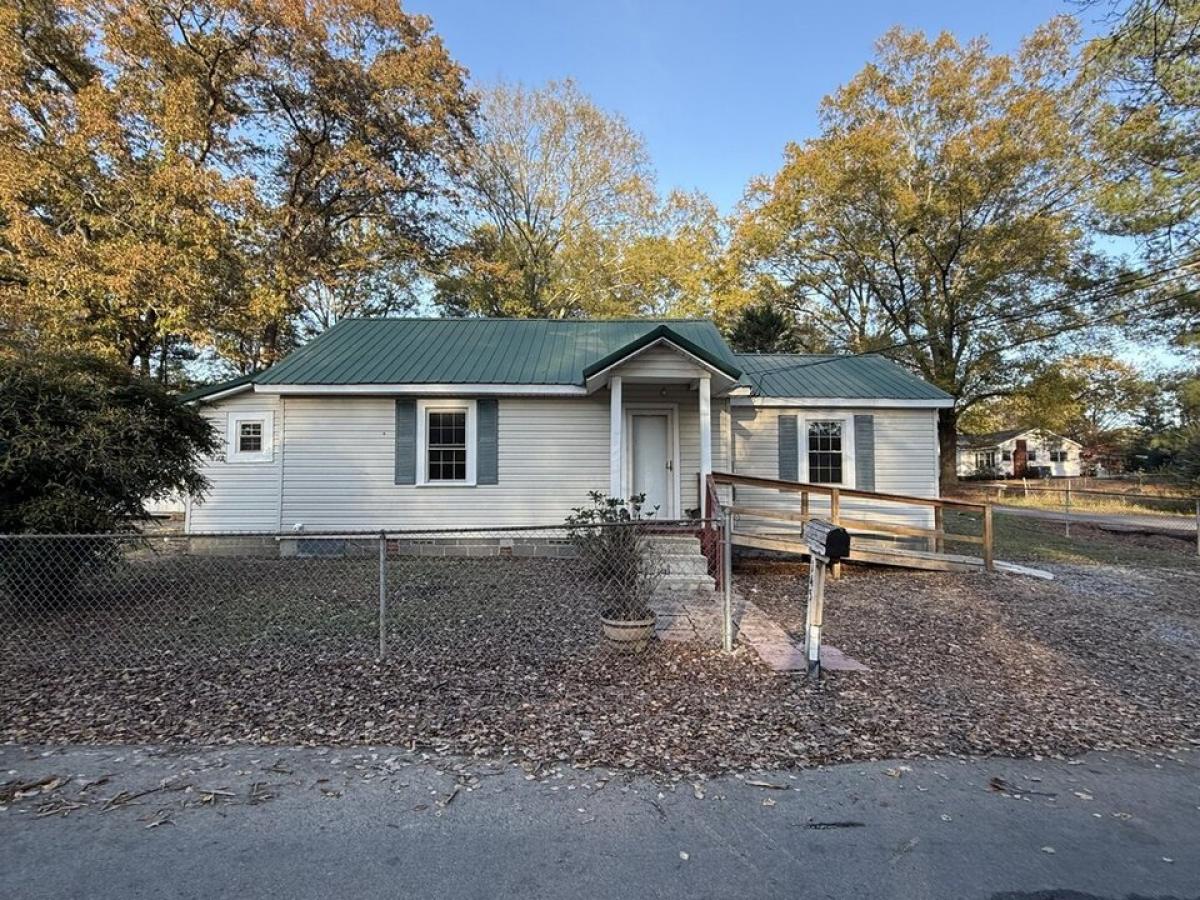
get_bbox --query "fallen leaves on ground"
[2,559,1198,776]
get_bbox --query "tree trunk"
[937,406,959,490]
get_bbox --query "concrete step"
[657,557,712,576]
[643,535,702,550]
[655,574,716,593]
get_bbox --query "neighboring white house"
[180,319,954,534]
[955,427,1083,479]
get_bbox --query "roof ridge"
[338,316,717,324]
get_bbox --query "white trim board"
[254,383,587,397]
[584,337,740,393]
[734,396,954,409]
[187,384,254,404]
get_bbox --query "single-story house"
[181,319,953,534]
[956,427,1082,479]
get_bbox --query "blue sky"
[410,0,1093,212]
[407,1,1193,372]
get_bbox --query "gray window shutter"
[395,399,416,485]
[854,414,876,491]
[778,415,798,481]
[477,398,498,485]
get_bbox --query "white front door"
[630,412,673,517]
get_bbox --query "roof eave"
[580,325,742,382]
[732,395,955,409]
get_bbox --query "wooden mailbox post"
[804,519,851,679]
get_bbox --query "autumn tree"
[1086,0,1200,350]
[960,353,1153,441]
[737,21,1112,482]
[0,0,474,379]
[435,79,652,318]
[438,81,744,320]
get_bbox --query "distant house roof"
[179,318,952,405]
[957,427,1082,449]
[733,353,953,403]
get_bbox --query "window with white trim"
[975,450,997,470]
[226,411,274,463]
[417,400,476,485]
[427,409,467,481]
[1049,450,1069,463]
[806,421,844,484]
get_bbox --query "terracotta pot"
[601,615,656,650]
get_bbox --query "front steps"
[643,533,715,593]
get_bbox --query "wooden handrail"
[711,471,987,512]
[729,506,986,545]
[715,470,995,572]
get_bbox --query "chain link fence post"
[722,507,733,652]
[377,531,387,660]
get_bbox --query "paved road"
[995,503,1198,536]
[3,745,1198,899]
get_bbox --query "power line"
[756,254,1198,377]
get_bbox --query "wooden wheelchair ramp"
[709,472,1046,578]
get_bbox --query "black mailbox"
[804,519,851,562]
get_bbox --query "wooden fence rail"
[710,471,995,573]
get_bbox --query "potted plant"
[566,491,663,650]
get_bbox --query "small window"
[807,421,844,484]
[1049,450,1069,463]
[238,421,263,454]
[227,411,274,463]
[1027,450,1038,462]
[1001,450,1012,462]
[426,410,467,482]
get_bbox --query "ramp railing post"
[722,506,733,653]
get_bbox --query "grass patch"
[944,508,1200,568]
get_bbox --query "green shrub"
[565,491,663,621]
[0,353,217,600]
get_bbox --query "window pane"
[239,421,263,453]
[807,421,843,484]
[427,410,467,481]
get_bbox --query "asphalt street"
[2,745,1198,899]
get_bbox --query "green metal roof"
[179,320,951,404]
[734,353,953,402]
[253,318,742,386]
[178,371,256,403]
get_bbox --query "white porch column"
[609,375,623,498]
[698,375,712,495]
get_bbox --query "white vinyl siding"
[187,390,732,532]
[280,396,611,529]
[610,345,720,381]
[187,394,282,533]
[731,405,938,532]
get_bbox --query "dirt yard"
[3,544,1198,774]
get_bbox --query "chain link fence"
[0,522,728,671]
